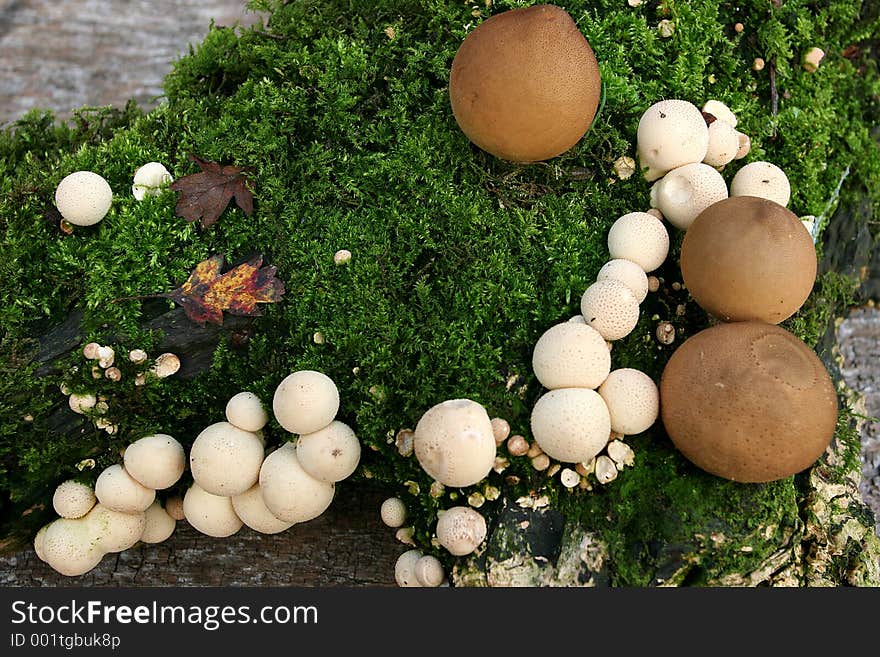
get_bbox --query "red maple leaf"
[169,155,254,229]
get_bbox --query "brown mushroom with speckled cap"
[660,322,838,483]
[681,196,817,324]
[449,4,601,162]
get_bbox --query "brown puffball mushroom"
[95,464,155,514]
[259,443,335,524]
[183,483,243,538]
[123,434,186,490]
[532,322,611,390]
[189,421,265,497]
[436,506,487,556]
[231,484,295,535]
[140,501,176,544]
[53,480,96,519]
[681,196,817,324]
[660,322,838,483]
[449,4,601,162]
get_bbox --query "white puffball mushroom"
[380,497,407,528]
[296,420,361,483]
[637,100,709,181]
[34,525,49,562]
[95,464,155,514]
[189,421,265,497]
[225,392,269,432]
[395,549,424,587]
[41,518,104,577]
[532,322,611,390]
[415,555,445,587]
[272,370,340,435]
[231,484,294,535]
[414,399,496,488]
[702,100,737,127]
[140,501,176,543]
[730,161,791,207]
[597,259,649,303]
[183,483,243,538]
[86,503,146,553]
[530,388,611,463]
[802,47,825,73]
[491,417,511,445]
[598,368,660,435]
[607,212,670,272]
[649,162,729,230]
[68,392,96,415]
[259,443,335,524]
[436,506,487,556]
[734,132,751,160]
[55,171,113,226]
[703,119,740,167]
[123,433,186,490]
[579,279,640,341]
[132,162,173,200]
[52,480,96,519]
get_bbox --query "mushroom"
[231,484,294,534]
[34,525,49,562]
[730,161,791,207]
[802,47,825,72]
[296,420,361,483]
[54,171,113,226]
[333,249,352,266]
[86,503,146,553]
[123,433,186,490]
[703,120,740,168]
[128,349,148,364]
[681,196,817,323]
[183,483,243,538]
[597,259,649,303]
[83,342,101,360]
[52,480,96,519]
[531,322,611,390]
[594,455,619,484]
[734,132,751,160]
[132,162,173,200]
[637,100,709,181]
[225,392,269,432]
[579,279,640,341]
[530,388,611,463]
[97,346,115,368]
[448,4,601,162]
[41,518,104,576]
[68,392,97,415]
[189,422,265,497]
[104,367,122,381]
[272,370,340,435]
[507,434,530,457]
[140,501,176,543]
[394,549,424,587]
[94,464,155,514]
[436,506,487,556]
[649,162,728,230]
[702,100,738,127]
[413,399,496,488]
[258,443,335,523]
[598,369,660,435]
[607,440,636,468]
[607,212,670,272]
[380,497,407,528]
[164,495,185,521]
[660,322,838,482]
[490,418,511,445]
[151,353,180,378]
[560,468,581,488]
[414,555,445,587]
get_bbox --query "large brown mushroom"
[680,196,817,324]
[449,4,601,162]
[660,322,838,483]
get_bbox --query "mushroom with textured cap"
[703,120,741,168]
[394,549,424,587]
[86,503,146,553]
[415,555,445,587]
[164,495,185,521]
[53,480,96,519]
[54,171,113,226]
[598,369,660,435]
[183,483,243,537]
[702,100,737,127]
[681,196,817,323]
[95,464,155,514]
[380,497,407,528]
[41,518,104,576]
[413,399,496,487]
[594,455,619,484]
[530,388,611,463]
[68,392,96,415]
[734,132,751,160]
[802,47,825,72]
[140,501,176,543]
[124,433,186,490]
[637,100,709,181]
[83,342,101,359]
[272,370,340,435]
[650,162,728,230]
[597,259,649,303]
[97,346,115,368]
[231,484,294,534]
[259,443,335,523]
[225,392,269,432]
[449,4,601,163]
[607,212,670,272]
[190,422,265,497]
[532,322,611,390]
[132,162,173,200]
[579,279,640,341]
[34,525,49,562]
[491,417,511,445]
[730,161,791,207]
[296,420,361,483]
[660,322,838,482]
[436,506,487,556]
[151,353,180,378]
[607,440,636,468]
[128,349,148,364]
[507,434,530,456]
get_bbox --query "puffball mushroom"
[380,497,407,528]
[681,196,817,324]
[86,504,146,553]
[165,495,185,521]
[225,391,269,432]
[607,212,670,272]
[730,161,791,207]
[132,162,173,200]
[231,484,294,535]
[189,421,265,496]
[530,388,611,463]
[579,279,640,341]
[597,368,660,435]
[394,549,424,587]
[52,480,96,519]
[183,483,243,538]
[296,420,361,483]
[123,433,186,490]
[436,506,487,556]
[259,443,335,523]
[415,555,445,587]
[649,162,728,230]
[637,100,709,181]
[661,322,838,482]
[413,399,497,488]
[448,4,601,163]
[703,119,741,168]
[272,370,340,435]
[54,171,113,226]
[532,322,611,390]
[41,518,104,577]
[140,501,176,543]
[34,525,48,562]
[95,464,155,514]
[702,100,738,127]
[597,259,649,303]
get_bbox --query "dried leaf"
[169,155,254,228]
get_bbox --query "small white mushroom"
[734,132,752,160]
[272,370,340,435]
[395,526,416,546]
[95,464,155,514]
[83,342,101,360]
[598,368,660,435]
[225,391,269,432]
[560,468,581,488]
[128,349,148,364]
[53,480,96,519]
[607,212,670,272]
[380,497,407,528]
[649,162,728,230]
[415,555,445,587]
[86,503,146,553]
[334,249,352,266]
[96,346,115,368]
[296,420,361,483]
[436,506,487,556]
[532,322,611,390]
[802,47,825,72]
[395,428,415,457]
[151,353,180,378]
[68,393,96,415]
[613,155,636,180]
[507,434,530,457]
[123,434,186,490]
[394,549,424,587]
[104,367,122,381]
[490,417,511,445]
[703,119,740,167]
[594,455,619,484]
[531,388,611,463]
[140,501,176,543]
[190,422,265,496]
[259,443,335,523]
[597,259,649,303]
[183,483,243,538]
[702,100,738,127]
[54,171,113,226]
[607,440,636,469]
[531,453,551,471]
[580,279,640,341]
[730,161,791,207]
[132,162,173,200]
[164,495,185,521]
[41,518,105,576]
[231,484,294,534]
[637,100,709,181]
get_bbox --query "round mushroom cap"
[607,212,670,272]
[703,119,740,167]
[85,503,146,553]
[597,259,649,303]
[53,480,96,519]
[637,100,709,180]
[132,162,173,200]
[579,279,640,341]
[436,506,487,556]
[34,525,49,562]
[415,555,445,587]
[681,196,817,323]
[449,4,601,162]
[272,370,340,435]
[164,495,185,521]
[649,162,729,230]
[189,421,265,496]
[42,518,104,577]
[532,322,611,390]
[660,322,838,483]
[730,161,791,207]
[414,399,496,487]
[380,497,407,528]
[68,392,97,414]
[394,549,424,587]
[123,433,186,490]
[232,484,294,535]
[225,392,269,432]
[531,388,611,463]
[55,171,113,226]
[598,368,660,435]
[140,501,176,544]
[183,483,243,538]
[259,443,335,523]
[296,420,361,483]
[702,100,738,127]
[95,464,155,514]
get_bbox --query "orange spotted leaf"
[170,155,254,229]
